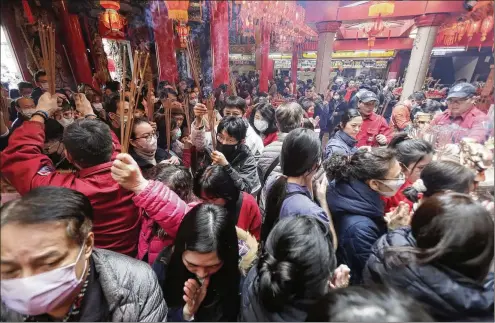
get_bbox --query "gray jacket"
[1,249,168,322]
[257,132,288,215]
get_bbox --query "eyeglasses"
[135,131,158,142]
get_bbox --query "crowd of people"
[0,68,494,322]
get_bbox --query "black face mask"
[216,142,238,161]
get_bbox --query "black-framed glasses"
[135,131,158,142]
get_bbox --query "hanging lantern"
[99,0,126,39]
[165,1,190,22]
[177,22,189,48]
[368,1,395,17]
[480,16,494,42]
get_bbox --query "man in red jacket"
[356,90,393,147]
[430,82,489,143]
[0,92,141,257]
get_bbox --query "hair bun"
[258,252,296,311]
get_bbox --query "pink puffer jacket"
[133,180,198,264]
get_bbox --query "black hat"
[359,90,378,103]
[447,82,476,99]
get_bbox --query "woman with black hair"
[325,148,403,285]
[383,133,434,213]
[402,160,476,206]
[241,216,340,322]
[324,108,363,160]
[194,165,261,240]
[364,193,494,321]
[249,102,278,146]
[129,117,179,174]
[262,128,335,246]
[155,204,240,322]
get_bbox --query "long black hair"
[331,108,361,136]
[163,204,240,321]
[193,165,241,216]
[262,128,321,244]
[258,216,336,313]
[403,160,475,203]
[388,133,433,170]
[249,102,278,135]
[388,193,494,282]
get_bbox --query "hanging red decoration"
[362,14,386,48]
[22,0,35,24]
[100,0,120,10]
[177,22,189,48]
[99,0,126,39]
[165,1,190,22]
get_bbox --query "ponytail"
[258,252,296,312]
[261,176,288,245]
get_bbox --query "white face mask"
[190,99,198,106]
[1,244,87,316]
[22,109,37,119]
[93,103,103,111]
[254,119,269,133]
[40,83,49,91]
[374,173,406,197]
[58,117,74,128]
[333,95,340,100]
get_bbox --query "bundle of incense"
[230,73,237,96]
[120,44,127,151]
[146,81,154,121]
[122,50,149,153]
[38,22,56,94]
[205,96,216,150]
[186,38,201,90]
[163,99,173,152]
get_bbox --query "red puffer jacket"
[133,180,199,264]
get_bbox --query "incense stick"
[120,44,127,151]
[163,99,172,152]
[206,96,216,150]
[186,38,201,90]
[183,95,191,135]
[38,22,56,95]
[146,81,153,121]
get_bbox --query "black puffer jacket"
[363,227,494,322]
[240,266,313,322]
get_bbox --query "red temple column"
[291,44,299,94]
[151,2,178,84]
[211,1,230,88]
[259,23,270,93]
[267,59,274,81]
[58,0,95,86]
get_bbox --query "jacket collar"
[78,161,113,178]
[363,112,377,121]
[335,130,357,148]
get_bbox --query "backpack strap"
[256,156,280,203]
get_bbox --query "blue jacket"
[265,175,329,224]
[326,179,386,285]
[364,227,494,322]
[324,130,358,160]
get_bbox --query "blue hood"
[327,179,384,220]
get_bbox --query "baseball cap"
[446,82,476,100]
[359,90,378,103]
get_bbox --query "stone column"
[400,14,449,100]
[314,21,341,94]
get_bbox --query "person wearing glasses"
[129,117,180,174]
[430,82,489,143]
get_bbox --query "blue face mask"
[172,128,181,141]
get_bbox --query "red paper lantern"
[467,19,481,39]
